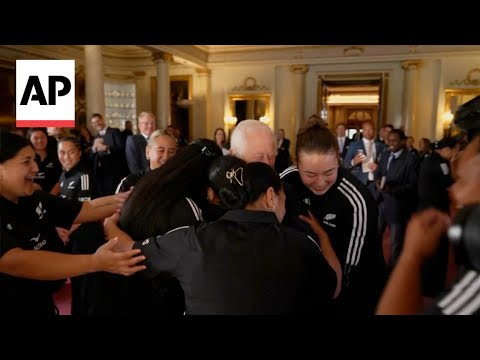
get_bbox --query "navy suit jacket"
[375,149,419,222]
[344,139,386,185]
[91,127,128,195]
[338,137,352,161]
[125,134,148,174]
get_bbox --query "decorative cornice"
[196,68,211,75]
[152,51,173,63]
[289,64,309,74]
[449,67,480,86]
[231,77,269,92]
[401,60,422,71]
[343,46,364,57]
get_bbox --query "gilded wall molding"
[343,46,364,57]
[196,68,211,75]
[231,77,269,91]
[401,60,422,71]
[289,64,309,74]
[449,68,480,86]
[152,51,173,63]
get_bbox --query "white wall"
[177,52,480,144]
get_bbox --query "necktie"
[387,153,395,171]
[340,138,344,152]
[367,140,373,159]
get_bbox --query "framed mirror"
[444,88,480,137]
[229,94,270,124]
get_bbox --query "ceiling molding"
[2,45,480,73]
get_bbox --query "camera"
[448,203,480,271]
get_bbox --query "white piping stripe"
[115,177,126,194]
[338,185,359,268]
[279,166,298,179]
[185,197,203,222]
[306,235,321,251]
[80,175,83,190]
[437,270,478,308]
[81,174,90,191]
[456,288,480,315]
[442,273,480,315]
[341,178,368,266]
[164,225,190,235]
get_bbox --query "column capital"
[289,64,309,74]
[401,60,422,71]
[196,68,211,76]
[152,51,173,63]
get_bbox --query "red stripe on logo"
[16,120,75,128]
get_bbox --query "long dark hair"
[208,156,282,210]
[118,139,222,239]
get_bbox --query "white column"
[133,70,151,132]
[401,60,421,137]
[152,51,172,131]
[84,45,105,130]
[289,64,309,136]
[195,68,211,139]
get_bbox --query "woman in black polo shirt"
[0,130,145,315]
[105,157,341,315]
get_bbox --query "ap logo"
[16,59,75,128]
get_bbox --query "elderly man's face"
[239,130,276,167]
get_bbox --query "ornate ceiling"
[2,45,480,70]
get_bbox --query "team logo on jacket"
[30,233,47,249]
[323,213,337,228]
[67,181,75,189]
[303,198,311,205]
[36,201,47,219]
[142,239,149,245]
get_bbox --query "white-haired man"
[229,119,277,168]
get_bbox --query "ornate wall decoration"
[450,68,480,86]
[231,77,270,92]
[343,46,364,57]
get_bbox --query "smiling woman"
[280,119,386,316]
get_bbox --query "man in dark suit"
[90,113,128,196]
[335,122,352,163]
[344,120,386,199]
[375,129,419,266]
[122,120,134,144]
[125,111,157,174]
[274,128,291,173]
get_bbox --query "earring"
[270,205,275,211]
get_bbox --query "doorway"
[318,73,389,139]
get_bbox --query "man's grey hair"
[230,119,276,157]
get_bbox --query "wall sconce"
[442,111,454,137]
[259,116,269,124]
[224,116,238,126]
